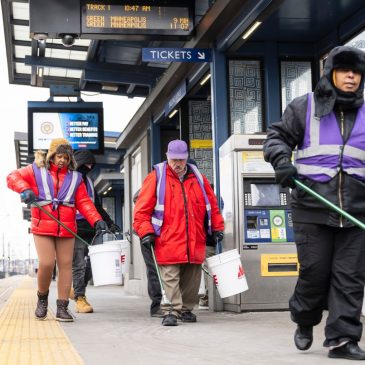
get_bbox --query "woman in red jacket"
[7,138,107,322]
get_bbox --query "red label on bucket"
[238,265,245,279]
[213,274,218,285]
[121,255,125,263]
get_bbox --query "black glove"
[141,234,155,249]
[274,162,297,189]
[109,223,121,234]
[94,220,108,234]
[213,231,224,243]
[20,189,36,204]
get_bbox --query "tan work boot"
[75,296,93,313]
[69,287,75,300]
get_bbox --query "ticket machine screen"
[243,180,294,244]
[251,184,280,207]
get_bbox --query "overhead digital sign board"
[81,1,194,36]
[28,102,104,154]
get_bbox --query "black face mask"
[78,165,92,175]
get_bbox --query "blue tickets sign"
[142,48,212,63]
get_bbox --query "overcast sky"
[0,9,144,260]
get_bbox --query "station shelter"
[3,0,365,309]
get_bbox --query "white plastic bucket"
[88,242,123,286]
[119,240,130,275]
[206,249,248,298]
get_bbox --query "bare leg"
[55,237,75,300]
[33,234,56,293]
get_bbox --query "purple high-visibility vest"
[32,163,82,210]
[151,162,212,236]
[76,176,95,220]
[295,93,365,182]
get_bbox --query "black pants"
[289,222,365,346]
[72,238,89,298]
[140,242,162,314]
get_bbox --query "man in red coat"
[133,140,224,326]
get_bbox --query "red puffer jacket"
[7,163,102,237]
[133,165,224,265]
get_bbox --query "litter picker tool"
[150,246,172,308]
[293,179,365,231]
[21,195,91,246]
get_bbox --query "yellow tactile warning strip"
[0,276,84,365]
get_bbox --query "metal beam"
[24,55,165,77]
[84,69,155,87]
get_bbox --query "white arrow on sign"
[197,52,206,60]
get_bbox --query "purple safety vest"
[32,163,82,210]
[151,162,212,236]
[296,93,365,182]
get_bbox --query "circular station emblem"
[41,121,54,135]
[272,215,283,226]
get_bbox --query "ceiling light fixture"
[168,109,178,119]
[102,84,119,92]
[242,21,262,40]
[200,73,211,86]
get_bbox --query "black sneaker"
[162,314,178,326]
[329,342,365,360]
[35,290,49,320]
[56,299,74,322]
[294,325,313,350]
[181,311,197,323]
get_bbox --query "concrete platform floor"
[0,276,357,365]
[54,282,352,365]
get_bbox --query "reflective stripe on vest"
[76,176,95,220]
[295,93,365,182]
[151,162,212,236]
[32,163,82,209]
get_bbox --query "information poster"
[33,112,100,150]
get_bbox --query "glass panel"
[345,31,365,51]
[229,60,263,134]
[102,197,115,222]
[281,61,312,112]
[188,100,213,183]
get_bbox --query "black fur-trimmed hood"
[314,46,365,117]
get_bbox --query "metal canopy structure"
[2,0,365,128]
[1,0,213,98]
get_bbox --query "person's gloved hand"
[141,234,155,249]
[213,231,224,243]
[109,223,121,234]
[20,189,36,204]
[274,162,297,189]
[94,220,108,234]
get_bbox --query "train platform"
[0,275,358,365]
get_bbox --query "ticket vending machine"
[218,134,298,312]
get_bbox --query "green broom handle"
[31,200,91,246]
[293,178,365,231]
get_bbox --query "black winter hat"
[74,149,96,169]
[324,46,365,76]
